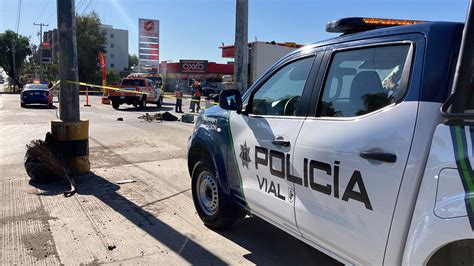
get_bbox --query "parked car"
[20,83,53,108]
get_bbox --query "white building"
[100,24,129,72]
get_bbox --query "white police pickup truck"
[187,13,474,265]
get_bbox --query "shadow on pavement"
[31,172,226,265]
[218,216,342,266]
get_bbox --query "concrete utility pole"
[54,0,90,175]
[57,0,79,122]
[450,0,474,113]
[234,0,248,92]
[34,22,48,81]
[11,41,16,89]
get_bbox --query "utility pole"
[11,41,16,90]
[34,22,48,81]
[54,0,90,175]
[234,0,248,92]
[449,0,474,113]
[57,0,79,122]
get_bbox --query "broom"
[24,133,76,197]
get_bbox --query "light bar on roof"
[326,17,427,34]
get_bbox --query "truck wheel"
[139,96,147,109]
[112,101,120,109]
[191,161,237,229]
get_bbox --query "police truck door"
[230,55,318,234]
[293,39,421,264]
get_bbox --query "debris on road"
[117,117,123,121]
[116,179,136,184]
[138,112,178,122]
[181,114,194,123]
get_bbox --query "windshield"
[147,77,162,86]
[24,84,48,90]
[121,79,146,87]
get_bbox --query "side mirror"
[219,89,243,113]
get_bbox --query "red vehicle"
[108,78,162,109]
[20,83,53,108]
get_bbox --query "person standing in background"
[190,81,202,112]
[175,85,183,113]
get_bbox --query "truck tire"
[112,101,120,109]
[191,160,237,229]
[139,96,147,109]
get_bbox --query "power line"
[76,0,85,12]
[81,0,93,15]
[44,3,58,25]
[15,0,22,34]
[34,0,50,23]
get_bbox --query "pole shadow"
[30,172,226,265]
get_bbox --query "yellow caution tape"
[53,80,219,105]
[63,80,149,95]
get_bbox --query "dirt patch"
[1,206,60,261]
[0,207,55,226]
[23,227,58,260]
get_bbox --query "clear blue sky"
[0,0,469,63]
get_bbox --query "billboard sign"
[179,60,208,73]
[138,18,160,73]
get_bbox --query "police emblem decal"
[239,141,251,168]
[288,188,295,203]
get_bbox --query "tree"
[43,58,59,81]
[106,69,121,85]
[128,54,138,71]
[76,12,106,84]
[0,30,32,87]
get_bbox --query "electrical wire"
[34,0,50,23]
[76,0,85,12]
[81,0,93,15]
[15,0,22,34]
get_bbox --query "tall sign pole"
[55,0,90,175]
[234,0,248,92]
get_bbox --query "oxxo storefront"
[160,60,233,92]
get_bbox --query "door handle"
[359,151,397,163]
[272,136,290,147]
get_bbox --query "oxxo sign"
[180,60,208,73]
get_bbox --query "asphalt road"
[0,94,339,265]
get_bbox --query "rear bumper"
[21,95,50,104]
[108,95,141,105]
